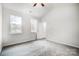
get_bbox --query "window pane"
[30,18,38,32]
[10,15,22,34]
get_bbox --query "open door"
[37,22,46,39]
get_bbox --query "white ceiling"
[3,3,53,19]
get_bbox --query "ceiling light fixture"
[33,3,45,7]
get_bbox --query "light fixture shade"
[33,3,45,7]
[33,3,37,7]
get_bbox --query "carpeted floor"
[1,39,79,56]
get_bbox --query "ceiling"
[3,3,53,19]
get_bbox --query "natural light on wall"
[0,4,2,53]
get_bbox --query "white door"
[37,22,46,39]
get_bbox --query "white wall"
[0,4,2,53]
[42,4,79,48]
[2,7,36,46]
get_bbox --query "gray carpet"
[1,39,79,56]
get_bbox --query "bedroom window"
[9,15,22,34]
[30,18,38,32]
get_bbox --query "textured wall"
[2,7,36,46]
[42,4,79,48]
[0,4,2,53]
